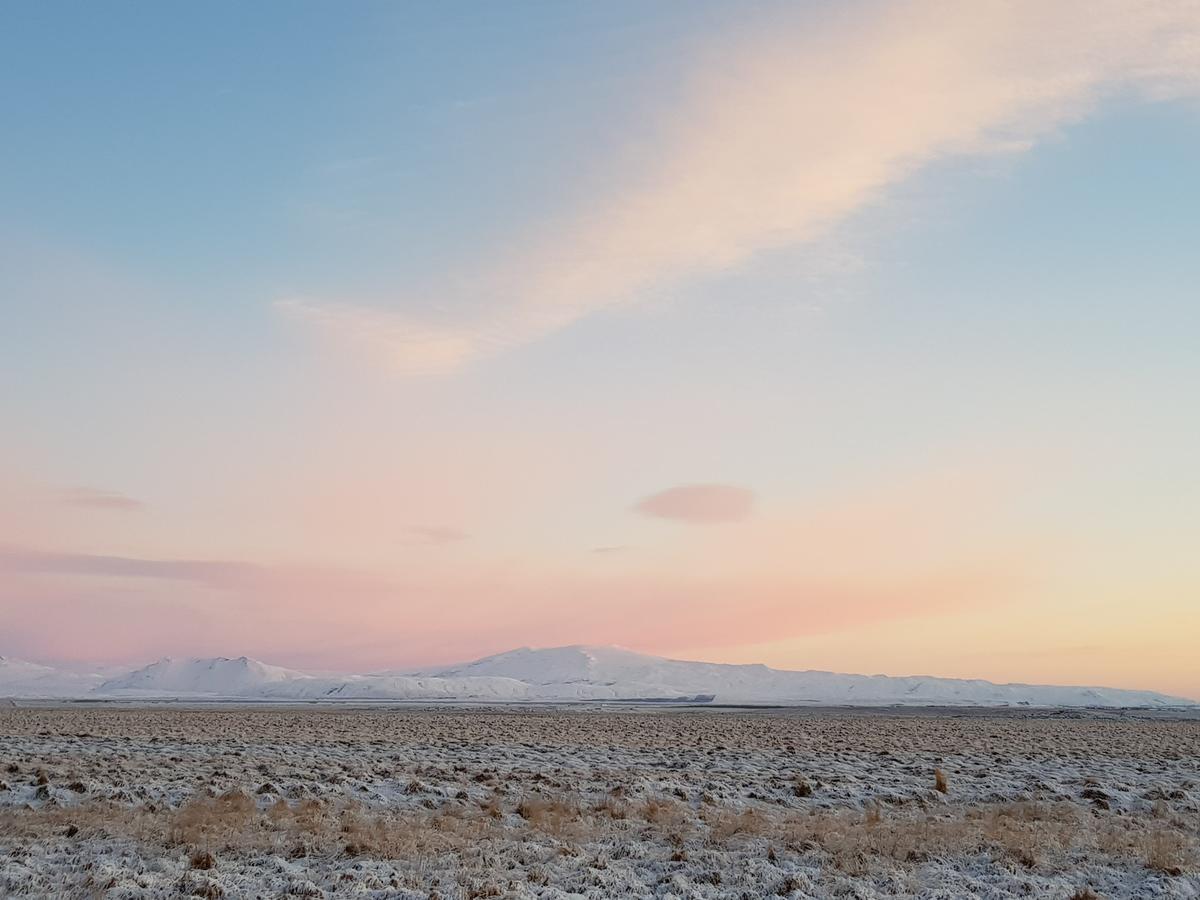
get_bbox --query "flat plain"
[0,705,1197,899]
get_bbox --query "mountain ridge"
[1,644,1194,707]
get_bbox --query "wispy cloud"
[404,526,469,546]
[278,0,1200,373]
[277,298,480,376]
[60,487,144,512]
[0,546,256,588]
[634,484,754,524]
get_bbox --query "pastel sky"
[2,1,1198,697]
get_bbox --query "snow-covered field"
[1,705,1197,899]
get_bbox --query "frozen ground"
[0,705,1197,899]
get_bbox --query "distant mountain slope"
[0,656,106,698]
[97,656,536,701]
[3,645,1194,706]
[99,656,306,696]
[424,644,1194,707]
[264,674,534,702]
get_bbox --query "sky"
[1,0,1198,698]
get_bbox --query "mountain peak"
[99,655,306,695]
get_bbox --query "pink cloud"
[0,545,256,588]
[278,2,1200,373]
[60,487,144,512]
[403,526,469,546]
[634,484,754,524]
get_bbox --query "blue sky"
[1,1,1198,696]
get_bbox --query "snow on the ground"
[2,645,1195,707]
[0,706,1197,899]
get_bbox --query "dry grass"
[703,807,770,843]
[591,793,629,820]
[173,789,256,847]
[1,785,1194,880]
[640,796,689,830]
[516,793,580,836]
[478,792,503,820]
[934,768,949,794]
[1143,825,1190,875]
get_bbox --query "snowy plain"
[1,705,1197,899]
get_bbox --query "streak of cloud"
[634,484,754,524]
[60,487,144,512]
[0,545,257,588]
[404,526,470,546]
[278,0,1200,373]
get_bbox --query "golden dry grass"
[2,785,1195,872]
[0,782,1196,898]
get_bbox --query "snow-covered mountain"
[2,645,1194,707]
[266,674,534,702]
[420,645,724,700]
[423,645,1195,707]
[92,656,536,701]
[98,656,307,696]
[0,655,107,698]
